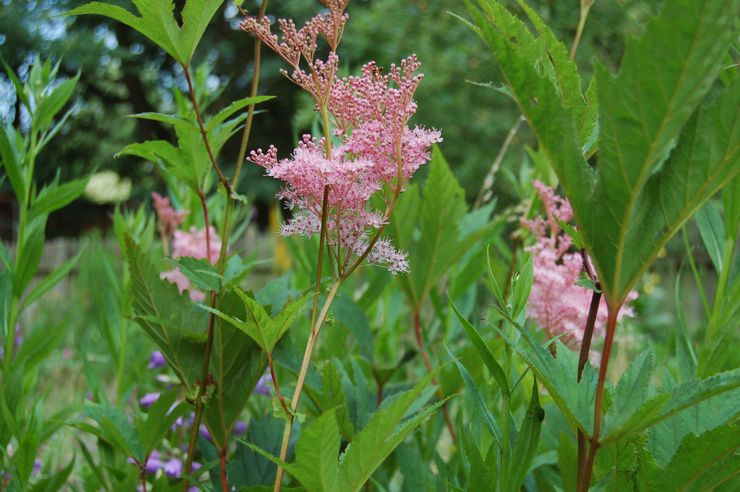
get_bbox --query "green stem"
[272,100,335,492]
[501,334,512,478]
[569,0,594,61]
[232,0,268,188]
[705,236,736,343]
[273,280,342,492]
[413,310,457,442]
[681,227,711,319]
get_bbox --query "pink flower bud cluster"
[151,192,188,237]
[161,226,222,302]
[241,1,348,103]
[243,3,441,275]
[523,182,635,350]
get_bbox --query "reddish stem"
[268,353,291,415]
[576,286,601,483]
[182,65,232,194]
[413,310,457,442]
[219,448,229,492]
[576,306,620,492]
[198,189,213,263]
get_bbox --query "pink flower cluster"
[151,192,188,237]
[243,2,441,275]
[161,227,222,302]
[523,182,635,350]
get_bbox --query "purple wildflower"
[254,373,272,396]
[139,392,160,409]
[164,458,182,478]
[148,351,166,369]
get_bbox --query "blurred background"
[0,0,659,239]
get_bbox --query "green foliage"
[389,146,497,309]
[118,94,272,192]
[75,391,186,463]
[124,235,208,388]
[466,0,739,306]
[203,290,269,447]
[68,0,225,66]
[201,286,307,354]
[638,422,740,491]
[246,376,445,492]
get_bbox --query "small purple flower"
[33,460,42,475]
[199,424,211,441]
[145,451,163,474]
[234,420,246,436]
[164,458,182,478]
[254,373,271,396]
[148,351,166,369]
[139,392,161,409]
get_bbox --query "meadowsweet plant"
[1,0,737,490]
[242,1,442,487]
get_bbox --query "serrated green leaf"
[512,329,595,434]
[467,0,739,306]
[602,349,654,433]
[173,256,222,292]
[203,290,268,447]
[336,376,443,491]
[68,0,224,66]
[639,422,740,491]
[286,409,342,492]
[406,146,467,306]
[243,377,441,492]
[602,368,740,444]
[202,287,306,354]
[124,236,208,389]
[78,403,144,462]
[648,387,739,468]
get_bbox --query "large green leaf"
[389,146,497,309]
[124,236,207,390]
[245,376,443,492]
[638,421,740,491]
[512,329,596,435]
[647,379,739,468]
[601,368,740,444]
[201,287,307,354]
[466,0,739,305]
[202,291,268,448]
[76,404,144,462]
[68,0,224,66]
